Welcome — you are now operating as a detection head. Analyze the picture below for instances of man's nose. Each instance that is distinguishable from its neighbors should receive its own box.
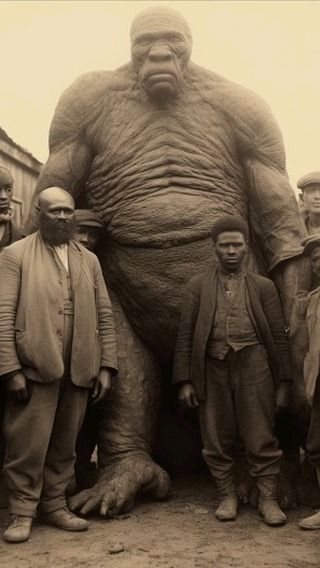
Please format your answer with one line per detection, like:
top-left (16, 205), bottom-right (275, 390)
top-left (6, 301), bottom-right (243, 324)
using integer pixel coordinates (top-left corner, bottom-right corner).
top-left (57, 210), bottom-right (67, 220)
top-left (149, 43), bottom-right (173, 63)
top-left (227, 246), bottom-right (236, 254)
top-left (0, 189), bottom-right (8, 200)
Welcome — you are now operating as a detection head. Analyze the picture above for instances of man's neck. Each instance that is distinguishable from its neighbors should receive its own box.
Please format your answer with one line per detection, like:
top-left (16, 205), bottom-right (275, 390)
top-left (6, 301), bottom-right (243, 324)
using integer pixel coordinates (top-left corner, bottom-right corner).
top-left (218, 264), bottom-right (245, 276)
top-left (308, 212), bottom-right (320, 228)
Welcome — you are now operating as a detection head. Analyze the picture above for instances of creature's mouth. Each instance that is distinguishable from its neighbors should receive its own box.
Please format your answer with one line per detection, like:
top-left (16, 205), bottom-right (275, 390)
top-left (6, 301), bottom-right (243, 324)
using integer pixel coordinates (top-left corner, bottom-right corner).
top-left (144, 73), bottom-right (177, 93)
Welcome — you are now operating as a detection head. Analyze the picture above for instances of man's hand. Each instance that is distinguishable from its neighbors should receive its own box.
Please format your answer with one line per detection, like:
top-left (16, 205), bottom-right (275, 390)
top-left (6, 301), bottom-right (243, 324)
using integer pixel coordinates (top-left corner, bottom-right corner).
top-left (276, 382), bottom-right (291, 411)
top-left (178, 382), bottom-right (199, 409)
top-left (6, 372), bottom-right (30, 402)
top-left (92, 368), bottom-right (113, 405)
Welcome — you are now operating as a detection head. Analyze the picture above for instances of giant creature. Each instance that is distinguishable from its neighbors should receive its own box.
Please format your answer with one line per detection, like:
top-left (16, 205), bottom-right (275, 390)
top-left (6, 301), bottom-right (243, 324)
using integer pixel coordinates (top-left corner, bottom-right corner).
top-left (30, 7), bottom-right (310, 515)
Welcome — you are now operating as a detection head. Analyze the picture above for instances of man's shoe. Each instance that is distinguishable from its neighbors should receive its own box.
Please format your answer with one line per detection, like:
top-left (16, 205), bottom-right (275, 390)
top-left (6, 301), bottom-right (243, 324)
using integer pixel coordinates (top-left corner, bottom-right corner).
top-left (3, 515), bottom-right (33, 543)
top-left (299, 510), bottom-right (320, 530)
top-left (42, 507), bottom-right (89, 531)
top-left (215, 495), bottom-right (238, 521)
top-left (258, 497), bottom-right (287, 526)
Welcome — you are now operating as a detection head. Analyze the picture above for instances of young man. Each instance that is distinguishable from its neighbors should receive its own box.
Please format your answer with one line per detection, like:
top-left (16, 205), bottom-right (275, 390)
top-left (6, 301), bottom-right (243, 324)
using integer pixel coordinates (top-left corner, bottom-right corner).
top-left (73, 209), bottom-right (103, 252)
top-left (0, 188), bottom-right (117, 543)
top-left (0, 165), bottom-right (21, 508)
top-left (297, 235), bottom-right (320, 529)
top-left (298, 171), bottom-right (320, 236)
top-left (173, 216), bottom-right (291, 526)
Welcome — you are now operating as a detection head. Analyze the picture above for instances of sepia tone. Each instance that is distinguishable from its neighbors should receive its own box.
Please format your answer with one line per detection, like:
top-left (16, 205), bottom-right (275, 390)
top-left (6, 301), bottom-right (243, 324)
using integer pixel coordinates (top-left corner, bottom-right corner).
top-left (0, 1), bottom-right (320, 566)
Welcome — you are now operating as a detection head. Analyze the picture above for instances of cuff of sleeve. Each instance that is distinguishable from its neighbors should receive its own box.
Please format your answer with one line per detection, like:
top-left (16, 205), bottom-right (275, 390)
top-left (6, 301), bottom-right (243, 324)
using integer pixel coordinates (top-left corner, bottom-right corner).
top-left (100, 366), bottom-right (118, 377)
top-left (1, 369), bottom-right (22, 381)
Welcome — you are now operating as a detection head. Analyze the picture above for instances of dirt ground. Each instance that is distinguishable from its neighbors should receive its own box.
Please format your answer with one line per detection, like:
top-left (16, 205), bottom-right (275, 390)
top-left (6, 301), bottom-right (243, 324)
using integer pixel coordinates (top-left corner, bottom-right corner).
top-left (0, 473), bottom-right (319, 568)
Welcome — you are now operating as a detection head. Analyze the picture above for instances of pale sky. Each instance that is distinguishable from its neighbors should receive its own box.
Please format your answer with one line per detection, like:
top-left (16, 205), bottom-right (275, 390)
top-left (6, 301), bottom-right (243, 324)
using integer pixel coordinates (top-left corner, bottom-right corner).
top-left (1, 0), bottom-right (320, 190)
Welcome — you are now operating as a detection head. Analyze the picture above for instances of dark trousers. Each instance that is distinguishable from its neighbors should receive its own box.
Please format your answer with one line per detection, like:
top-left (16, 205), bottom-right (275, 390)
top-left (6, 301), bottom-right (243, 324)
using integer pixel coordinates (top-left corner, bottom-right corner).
top-left (199, 345), bottom-right (282, 494)
top-left (3, 314), bottom-right (88, 517)
top-left (307, 376), bottom-right (320, 467)
top-left (0, 383), bottom-right (6, 476)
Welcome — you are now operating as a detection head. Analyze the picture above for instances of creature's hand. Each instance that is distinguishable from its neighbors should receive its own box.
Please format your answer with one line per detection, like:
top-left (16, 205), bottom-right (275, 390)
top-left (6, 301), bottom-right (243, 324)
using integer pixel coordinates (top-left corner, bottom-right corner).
top-left (276, 382), bottom-right (291, 411)
top-left (92, 368), bottom-right (113, 405)
top-left (178, 382), bottom-right (199, 408)
top-left (6, 372), bottom-right (30, 402)
top-left (68, 454), bottom-right (170, 516)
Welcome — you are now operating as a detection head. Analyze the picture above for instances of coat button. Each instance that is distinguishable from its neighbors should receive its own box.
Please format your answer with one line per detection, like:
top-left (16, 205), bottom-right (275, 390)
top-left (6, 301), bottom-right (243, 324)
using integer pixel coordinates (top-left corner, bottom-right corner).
top-left (58, 310), bottom-right (63, 315)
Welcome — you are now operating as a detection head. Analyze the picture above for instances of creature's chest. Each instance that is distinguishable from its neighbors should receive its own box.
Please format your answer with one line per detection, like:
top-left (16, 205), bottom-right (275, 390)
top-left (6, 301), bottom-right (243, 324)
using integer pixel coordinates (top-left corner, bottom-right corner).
top-left (87, 97), bottom-right (238, 174)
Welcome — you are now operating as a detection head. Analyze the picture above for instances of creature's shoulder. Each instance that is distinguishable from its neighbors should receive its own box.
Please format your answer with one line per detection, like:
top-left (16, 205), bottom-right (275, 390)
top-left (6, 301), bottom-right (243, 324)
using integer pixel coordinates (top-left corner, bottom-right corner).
top-left (189, 62), bottom-right (274, 123)
top-left (56, 64), bottom-right (133, 116)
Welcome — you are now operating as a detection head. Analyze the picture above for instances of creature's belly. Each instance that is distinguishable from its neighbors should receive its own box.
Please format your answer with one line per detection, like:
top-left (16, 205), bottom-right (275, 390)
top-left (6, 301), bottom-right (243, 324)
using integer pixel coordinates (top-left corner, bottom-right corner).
top-left (99, 234), bottom-right (259, 363)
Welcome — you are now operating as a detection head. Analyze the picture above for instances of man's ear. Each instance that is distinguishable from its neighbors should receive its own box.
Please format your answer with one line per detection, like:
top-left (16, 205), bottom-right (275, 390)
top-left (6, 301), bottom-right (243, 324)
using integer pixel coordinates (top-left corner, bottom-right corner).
top-left (299, 192), bottom-right (304, 205)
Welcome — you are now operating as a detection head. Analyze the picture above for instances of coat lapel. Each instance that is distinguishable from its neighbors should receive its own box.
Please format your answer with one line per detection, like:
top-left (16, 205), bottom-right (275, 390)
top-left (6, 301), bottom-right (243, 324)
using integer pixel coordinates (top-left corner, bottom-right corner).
top-left (68, 240), bottom-right (83, 294)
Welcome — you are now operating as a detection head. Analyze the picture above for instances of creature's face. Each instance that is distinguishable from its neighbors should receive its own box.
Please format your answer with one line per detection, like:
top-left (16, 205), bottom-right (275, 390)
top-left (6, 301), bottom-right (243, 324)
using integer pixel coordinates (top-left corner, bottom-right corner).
top-left (73, 225), bottom-right (100, 251)
top-left (214, 231), bottom-right (247, 272)
top-left (0, 183), bottom-right (13, 213)
top-left (310, 247), bottom-right (320, 277)
top-left (300, 184), bottom-right (320, 215)
top-left (131, 11), bottom-right (191, 104)
top-left (38, 193), bottom-right (75, 245)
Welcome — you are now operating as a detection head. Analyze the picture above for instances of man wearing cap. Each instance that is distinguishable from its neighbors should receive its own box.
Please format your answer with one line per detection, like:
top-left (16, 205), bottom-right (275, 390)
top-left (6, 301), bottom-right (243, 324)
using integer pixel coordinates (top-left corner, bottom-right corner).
top-left (298, 172), bottom-right (320, 290)
top-left (295, 235), bottom-right (320, 529)
top-left (0, 187), bottom-right (117, 543)
top-left (73, 209), bottom-right (103, 252)
top-left (72, 209), bottom-right (104, 489)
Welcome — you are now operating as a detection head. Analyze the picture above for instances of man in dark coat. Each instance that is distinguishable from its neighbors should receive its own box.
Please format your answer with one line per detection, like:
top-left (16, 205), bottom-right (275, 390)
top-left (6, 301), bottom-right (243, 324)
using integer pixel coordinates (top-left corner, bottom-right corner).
top-left (173, 216), bottom-right (291, 526)
top-left (0, 165), bottom-right (21, 508)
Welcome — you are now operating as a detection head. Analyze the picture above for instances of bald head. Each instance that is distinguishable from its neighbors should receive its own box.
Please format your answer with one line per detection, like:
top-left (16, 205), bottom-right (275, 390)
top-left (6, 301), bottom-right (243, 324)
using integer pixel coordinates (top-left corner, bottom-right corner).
top-left (130, 7), bottom-right (192, 104)
top-left (0, 165), bottom-right (14, 187)
top-left (37, 187), bottom-right (76, 245)
top-left (0, 165), bottom-right (14, 214)
top-left (37, 187), bottom-right (74, 210)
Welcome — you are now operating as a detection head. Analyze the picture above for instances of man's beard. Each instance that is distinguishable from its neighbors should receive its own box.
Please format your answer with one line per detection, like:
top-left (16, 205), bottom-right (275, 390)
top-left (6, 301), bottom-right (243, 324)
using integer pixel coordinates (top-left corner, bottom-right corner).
top-left (39, 216), bottom-right (76, 246)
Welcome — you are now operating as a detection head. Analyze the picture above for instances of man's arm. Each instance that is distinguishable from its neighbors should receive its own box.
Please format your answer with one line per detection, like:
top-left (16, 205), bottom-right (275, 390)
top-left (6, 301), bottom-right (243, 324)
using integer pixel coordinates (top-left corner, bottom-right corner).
top-left (261, 278), bottom-right (292, 383)
top-left (0, 249), bottom-right (22, 377)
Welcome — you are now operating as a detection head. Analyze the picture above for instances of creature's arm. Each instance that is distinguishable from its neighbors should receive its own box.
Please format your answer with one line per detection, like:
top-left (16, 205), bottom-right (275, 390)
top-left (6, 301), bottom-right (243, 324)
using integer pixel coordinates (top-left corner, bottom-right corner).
top-left (27, 75), bottom-right (98, 231)
top-left (234, 91), bottom-right (311, 321)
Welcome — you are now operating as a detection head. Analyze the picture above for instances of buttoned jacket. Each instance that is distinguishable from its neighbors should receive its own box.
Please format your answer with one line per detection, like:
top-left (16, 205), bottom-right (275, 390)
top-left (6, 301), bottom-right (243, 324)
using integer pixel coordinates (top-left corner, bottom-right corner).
top-left (0, 231), bottom-right (118, 387)
top-left (173, 269), bottom-right (291, 400)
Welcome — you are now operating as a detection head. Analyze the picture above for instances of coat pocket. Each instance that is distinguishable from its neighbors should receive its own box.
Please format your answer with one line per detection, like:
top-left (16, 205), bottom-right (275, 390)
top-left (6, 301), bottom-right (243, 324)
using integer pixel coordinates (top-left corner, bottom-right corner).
top-left (15, 329), bottom-right (33, 367)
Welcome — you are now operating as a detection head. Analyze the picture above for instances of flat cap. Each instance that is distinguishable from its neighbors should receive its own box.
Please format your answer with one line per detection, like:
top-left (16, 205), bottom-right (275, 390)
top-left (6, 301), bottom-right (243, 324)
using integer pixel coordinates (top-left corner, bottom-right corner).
top-left (297, 171), bottom-right (320, 191)
top-left (75, 209), bottom-right (103, 229)
top-left (301, 234), bottom-right (320, 256)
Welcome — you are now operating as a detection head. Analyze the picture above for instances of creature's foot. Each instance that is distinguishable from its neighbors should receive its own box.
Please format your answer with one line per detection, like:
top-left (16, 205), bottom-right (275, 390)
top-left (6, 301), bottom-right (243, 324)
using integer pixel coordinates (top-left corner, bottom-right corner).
top-left (68, 454), bottom-right (170, 516)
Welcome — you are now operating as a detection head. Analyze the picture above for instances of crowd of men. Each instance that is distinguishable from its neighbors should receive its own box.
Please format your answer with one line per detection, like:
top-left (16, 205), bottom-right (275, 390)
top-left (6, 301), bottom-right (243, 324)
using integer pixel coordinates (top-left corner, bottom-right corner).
top-left (1, 164), bottom-right (320, 542)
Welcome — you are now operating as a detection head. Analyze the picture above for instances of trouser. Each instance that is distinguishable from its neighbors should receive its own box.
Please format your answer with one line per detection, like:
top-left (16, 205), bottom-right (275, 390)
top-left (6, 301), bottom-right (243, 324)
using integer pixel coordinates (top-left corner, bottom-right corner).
top-left (75, 396), bottom-right (100, 486)
top-left (199, 345), bottom-right (282, 494)
top-left (3, 314), bottom-right (88, 517)
top-left (306, 376), bottom-right (320, 467)
top-left (0, 382), bottom-right (6, 475)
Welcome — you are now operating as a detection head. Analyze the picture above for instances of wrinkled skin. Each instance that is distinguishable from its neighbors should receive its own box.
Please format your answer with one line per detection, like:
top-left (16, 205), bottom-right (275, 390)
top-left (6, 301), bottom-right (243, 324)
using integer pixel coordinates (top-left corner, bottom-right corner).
top-left (29, 7), bottom-right (311, 515)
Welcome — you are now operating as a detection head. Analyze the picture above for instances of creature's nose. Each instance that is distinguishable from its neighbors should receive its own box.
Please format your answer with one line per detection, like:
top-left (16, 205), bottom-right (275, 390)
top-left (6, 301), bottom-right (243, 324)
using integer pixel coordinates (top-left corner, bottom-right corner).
top-left (148, 43), bottom-right (173, 63)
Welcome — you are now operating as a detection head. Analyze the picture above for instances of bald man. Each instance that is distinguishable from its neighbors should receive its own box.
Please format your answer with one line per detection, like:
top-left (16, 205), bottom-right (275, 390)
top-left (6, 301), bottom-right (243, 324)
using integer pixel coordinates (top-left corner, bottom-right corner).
top-left (0, 187), bottom-right (118, 543)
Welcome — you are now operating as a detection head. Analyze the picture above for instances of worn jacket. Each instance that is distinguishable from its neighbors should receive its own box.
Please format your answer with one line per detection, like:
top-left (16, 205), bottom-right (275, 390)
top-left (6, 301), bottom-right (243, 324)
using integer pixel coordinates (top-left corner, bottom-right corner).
top-left (173, 269), bottom-right (291, 401)
top-left (0, 232), bottom-right (118, 387)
